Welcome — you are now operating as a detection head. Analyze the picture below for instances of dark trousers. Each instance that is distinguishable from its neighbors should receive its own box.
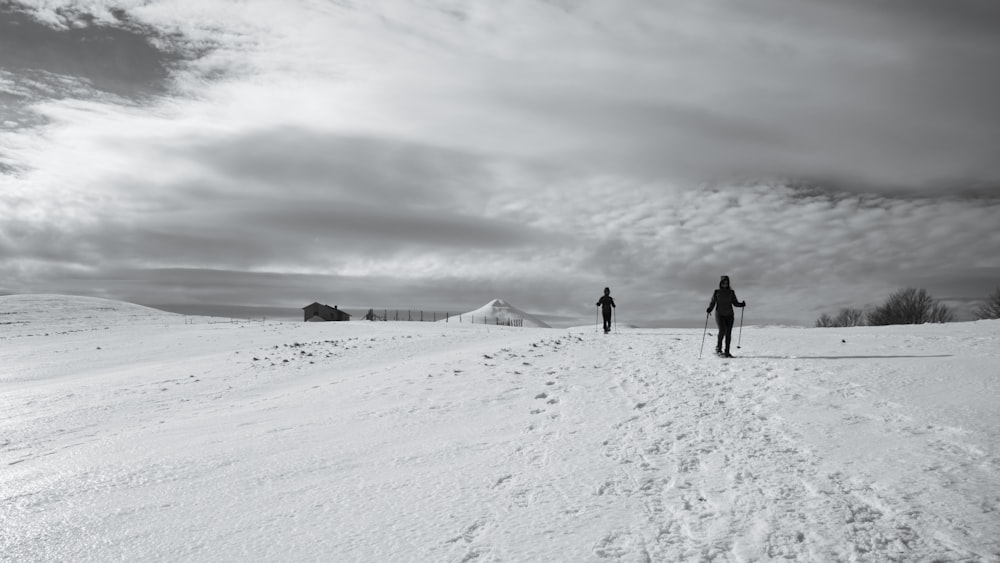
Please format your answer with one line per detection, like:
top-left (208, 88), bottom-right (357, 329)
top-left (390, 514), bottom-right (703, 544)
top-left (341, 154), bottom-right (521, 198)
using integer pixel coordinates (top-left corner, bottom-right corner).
top-left (602, 310), bottom-right (612, 332)
top-left (716, 314), bottom-right (734, 353)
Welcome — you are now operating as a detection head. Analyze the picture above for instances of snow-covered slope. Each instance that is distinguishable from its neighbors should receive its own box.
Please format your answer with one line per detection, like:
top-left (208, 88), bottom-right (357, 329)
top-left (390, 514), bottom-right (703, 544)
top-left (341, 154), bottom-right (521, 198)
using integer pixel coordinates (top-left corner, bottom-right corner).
top-left (452, 298), bottom-right (551, 328)
top-left (0, 293), bottom-right (178, 330)
top-left (2, 295), bottom-right (999, 561)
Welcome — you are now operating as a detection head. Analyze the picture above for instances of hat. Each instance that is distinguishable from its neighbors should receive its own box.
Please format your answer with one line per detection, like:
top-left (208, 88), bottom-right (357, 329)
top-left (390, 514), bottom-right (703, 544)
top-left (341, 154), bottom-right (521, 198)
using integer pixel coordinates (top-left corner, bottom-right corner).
top-left (719, 275), bottom-right (730, 287)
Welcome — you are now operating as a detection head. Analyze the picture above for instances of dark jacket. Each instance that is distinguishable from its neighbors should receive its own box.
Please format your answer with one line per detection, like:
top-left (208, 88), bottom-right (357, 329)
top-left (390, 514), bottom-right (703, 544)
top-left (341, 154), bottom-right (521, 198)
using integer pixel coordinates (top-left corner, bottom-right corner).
top-left (707, 276), bottom-right (745, 317)
top-left (597, 295), bottom-right (616, 312)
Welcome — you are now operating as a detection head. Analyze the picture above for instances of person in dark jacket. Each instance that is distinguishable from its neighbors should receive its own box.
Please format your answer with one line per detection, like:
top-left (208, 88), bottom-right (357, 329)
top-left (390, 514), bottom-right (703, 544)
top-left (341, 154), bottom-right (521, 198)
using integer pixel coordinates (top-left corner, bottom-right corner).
top-left (596, 287), bottom-right (616, 333)
top-left (706, 275), bottom-right (746, 357)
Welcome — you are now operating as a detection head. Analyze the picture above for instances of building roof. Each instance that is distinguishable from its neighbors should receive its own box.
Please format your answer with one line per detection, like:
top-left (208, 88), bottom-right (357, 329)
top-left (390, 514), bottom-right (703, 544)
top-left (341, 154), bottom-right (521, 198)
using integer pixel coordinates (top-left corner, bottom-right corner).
top-left (302, 302), bottom-right (351, 317)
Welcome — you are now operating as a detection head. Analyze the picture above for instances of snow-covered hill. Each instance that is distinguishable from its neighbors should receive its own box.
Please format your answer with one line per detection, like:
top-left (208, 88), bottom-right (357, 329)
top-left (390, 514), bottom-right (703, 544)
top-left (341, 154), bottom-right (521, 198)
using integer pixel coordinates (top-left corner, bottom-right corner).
top-left (2, 295), bottom-right (999, 561)
top-left (0, 293), bottom-right (178, 330)
top-left (452, 298), bottom-right (551, 328)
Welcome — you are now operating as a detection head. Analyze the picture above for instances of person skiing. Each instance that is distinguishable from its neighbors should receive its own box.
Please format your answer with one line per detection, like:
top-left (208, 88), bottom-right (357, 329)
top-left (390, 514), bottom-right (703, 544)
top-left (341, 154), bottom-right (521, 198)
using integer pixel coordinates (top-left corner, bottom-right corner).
top-left (596, 287), bottom-right (616, 334)
top-left (706, 275), bottom-right (746, 357)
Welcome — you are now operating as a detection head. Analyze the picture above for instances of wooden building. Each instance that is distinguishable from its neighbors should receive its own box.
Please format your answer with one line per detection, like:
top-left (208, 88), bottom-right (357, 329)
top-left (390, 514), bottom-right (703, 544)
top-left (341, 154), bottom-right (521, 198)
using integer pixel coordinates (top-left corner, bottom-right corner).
top-left (303, 302), bottom-right (351, 322)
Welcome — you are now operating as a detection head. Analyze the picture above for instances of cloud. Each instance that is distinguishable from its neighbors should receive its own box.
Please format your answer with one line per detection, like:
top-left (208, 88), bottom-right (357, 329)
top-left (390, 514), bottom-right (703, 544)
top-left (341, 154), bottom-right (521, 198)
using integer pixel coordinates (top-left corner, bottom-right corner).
top-left (482, 178), bottom-right (1000, 323)
top-left (173, 127), bottom-right (493, 207)
top-left (2, 0), bottom-right (999, 326)
top-left (7, 0), bottom-right (1000, 189)
top-left (0, 1), bottom-right (196, 153)
top-left (1, 120), bottom-right (569, 282)
top-left (0, 6), bottom-right (179, 96)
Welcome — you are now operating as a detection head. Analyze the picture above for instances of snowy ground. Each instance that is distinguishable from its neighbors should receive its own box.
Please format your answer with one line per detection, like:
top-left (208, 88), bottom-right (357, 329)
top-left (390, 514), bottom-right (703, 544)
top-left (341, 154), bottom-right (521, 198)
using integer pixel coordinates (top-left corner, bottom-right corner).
top-left (2, 295), bottom-right (999, 562)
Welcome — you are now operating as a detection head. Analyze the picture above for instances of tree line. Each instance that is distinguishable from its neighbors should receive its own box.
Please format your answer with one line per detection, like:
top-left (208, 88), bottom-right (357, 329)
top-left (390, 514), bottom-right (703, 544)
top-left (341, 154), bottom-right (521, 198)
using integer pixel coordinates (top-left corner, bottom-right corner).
top-left (816, 286), bottom-right (1000, 327)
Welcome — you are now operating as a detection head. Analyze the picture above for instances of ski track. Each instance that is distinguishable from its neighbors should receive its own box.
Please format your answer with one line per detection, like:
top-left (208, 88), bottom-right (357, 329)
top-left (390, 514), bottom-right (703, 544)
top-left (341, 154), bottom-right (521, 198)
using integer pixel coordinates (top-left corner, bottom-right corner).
top-left (2, 302), bottom-right (999, 562)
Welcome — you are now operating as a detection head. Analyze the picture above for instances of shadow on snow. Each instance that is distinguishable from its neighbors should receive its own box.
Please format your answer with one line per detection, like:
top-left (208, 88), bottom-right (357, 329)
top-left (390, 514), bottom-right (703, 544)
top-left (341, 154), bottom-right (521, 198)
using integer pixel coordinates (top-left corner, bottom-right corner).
top-left (742, 354), bottom-right (954, 360)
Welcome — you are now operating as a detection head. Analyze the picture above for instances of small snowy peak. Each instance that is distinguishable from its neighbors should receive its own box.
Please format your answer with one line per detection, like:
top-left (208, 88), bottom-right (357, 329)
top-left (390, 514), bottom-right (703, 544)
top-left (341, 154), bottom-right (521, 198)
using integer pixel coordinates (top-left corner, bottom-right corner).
top-left (0, 294), bottom-right (180, 329)
top-left (451, 298), bottom-right (551, 328)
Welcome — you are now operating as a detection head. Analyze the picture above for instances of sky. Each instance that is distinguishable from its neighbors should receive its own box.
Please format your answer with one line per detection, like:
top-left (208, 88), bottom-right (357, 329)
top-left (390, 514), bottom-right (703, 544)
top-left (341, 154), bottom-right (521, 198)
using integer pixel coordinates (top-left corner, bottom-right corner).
top-left (2, 0), bottom-right (999, 327)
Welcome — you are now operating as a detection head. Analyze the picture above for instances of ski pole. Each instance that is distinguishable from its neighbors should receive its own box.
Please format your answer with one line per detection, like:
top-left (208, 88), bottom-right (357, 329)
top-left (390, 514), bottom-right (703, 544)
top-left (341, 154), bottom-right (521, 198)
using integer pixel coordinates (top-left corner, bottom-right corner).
top-left (595, 305), bottom-right (599, 333)
top-left (613, 307), bottom-right (616, 333)
top-left (699, 312), bottom-right (709, 359)
top-left (737, 306), bottom-right (744, 349)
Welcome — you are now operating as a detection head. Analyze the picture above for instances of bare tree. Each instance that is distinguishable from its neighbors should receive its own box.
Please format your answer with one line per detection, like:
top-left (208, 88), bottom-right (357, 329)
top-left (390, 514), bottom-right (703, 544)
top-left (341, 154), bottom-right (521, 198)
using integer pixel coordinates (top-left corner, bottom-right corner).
top-left (867, 287), bottom-right (955, 326)
top-left (816, 307), bottom-right (866, 327)
top-left (815, 313), bottom-right (835, 327)
top-left (834, 307), bottom-right (865, 327)
top-left (927, 302), bottom-right (955, 323)
top-left (975, 286), bottom-right (1000, 320)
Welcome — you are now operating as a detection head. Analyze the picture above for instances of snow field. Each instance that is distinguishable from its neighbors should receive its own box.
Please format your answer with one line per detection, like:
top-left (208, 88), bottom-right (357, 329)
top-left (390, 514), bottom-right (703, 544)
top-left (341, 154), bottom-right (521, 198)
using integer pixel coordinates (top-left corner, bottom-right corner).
top-left (2, 295), bottom-right (998, 561)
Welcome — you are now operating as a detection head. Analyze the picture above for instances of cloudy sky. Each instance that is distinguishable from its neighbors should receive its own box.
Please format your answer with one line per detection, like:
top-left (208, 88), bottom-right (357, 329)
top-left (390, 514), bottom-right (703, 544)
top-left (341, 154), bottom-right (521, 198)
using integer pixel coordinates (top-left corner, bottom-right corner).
top-left (2, 0), bottom-right (999, 327)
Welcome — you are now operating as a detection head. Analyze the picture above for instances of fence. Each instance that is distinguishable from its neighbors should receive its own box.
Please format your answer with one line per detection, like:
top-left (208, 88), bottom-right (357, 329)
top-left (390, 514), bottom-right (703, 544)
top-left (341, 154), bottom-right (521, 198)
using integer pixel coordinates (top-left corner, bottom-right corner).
top-left (184, 316), bottom-right (269, 325)
top-left (361, 309), bottom-right (523, 327)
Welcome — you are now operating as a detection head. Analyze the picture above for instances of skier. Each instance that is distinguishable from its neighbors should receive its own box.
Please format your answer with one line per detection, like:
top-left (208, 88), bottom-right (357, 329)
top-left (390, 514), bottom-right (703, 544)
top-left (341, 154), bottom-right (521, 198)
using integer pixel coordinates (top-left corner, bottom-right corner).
top-left (706, 275), bottom-right (746, 357)
top-left (596, 287), bottom-right (616, 334)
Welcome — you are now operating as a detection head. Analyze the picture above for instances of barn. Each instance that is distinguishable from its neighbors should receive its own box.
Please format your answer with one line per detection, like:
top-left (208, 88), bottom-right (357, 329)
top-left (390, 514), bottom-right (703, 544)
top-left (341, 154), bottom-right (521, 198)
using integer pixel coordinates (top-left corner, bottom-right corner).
top-left (302, 302), bottom-right (351, 322)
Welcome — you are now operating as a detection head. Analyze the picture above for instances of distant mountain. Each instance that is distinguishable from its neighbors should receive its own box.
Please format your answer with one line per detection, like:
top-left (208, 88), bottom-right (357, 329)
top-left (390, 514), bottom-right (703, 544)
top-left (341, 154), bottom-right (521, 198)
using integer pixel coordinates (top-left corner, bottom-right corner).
top-left (451, 299), bottom-right (551, 328)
